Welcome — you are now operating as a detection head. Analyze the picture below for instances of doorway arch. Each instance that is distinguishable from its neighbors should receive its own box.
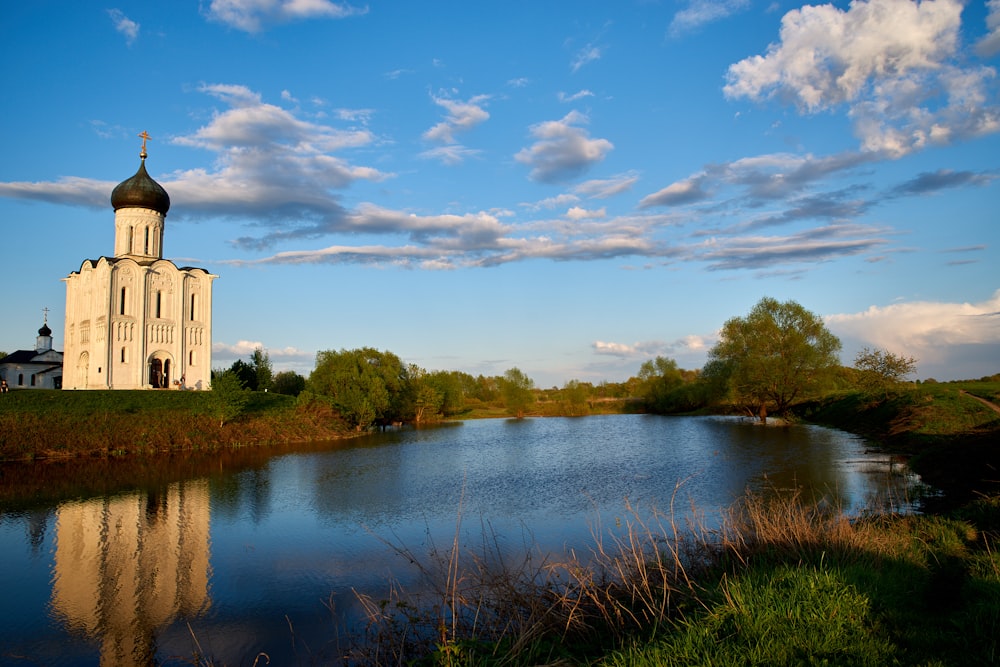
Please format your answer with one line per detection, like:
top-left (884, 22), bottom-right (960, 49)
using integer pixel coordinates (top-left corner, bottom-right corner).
top-left (147, 351), bottom-right (174, 388)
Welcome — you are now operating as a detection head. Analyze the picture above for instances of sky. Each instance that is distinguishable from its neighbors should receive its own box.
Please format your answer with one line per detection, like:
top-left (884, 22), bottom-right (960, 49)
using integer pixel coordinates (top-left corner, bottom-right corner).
top-left (0, 0), bottom-right (998, 388)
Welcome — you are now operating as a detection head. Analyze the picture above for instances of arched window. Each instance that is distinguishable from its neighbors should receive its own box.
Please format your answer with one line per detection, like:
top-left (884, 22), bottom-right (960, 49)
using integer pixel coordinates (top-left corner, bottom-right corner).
top-left (156, 290), bottom-right (162, 318)
top-left (189, 350), bottom-right (195, 365)
top-left (18, 373), bottom-right (24, 386)
top-left (120, 287), bottom-right (127, 315)
top-left (190, 293), bottom-right (197, 321)
top-left (127, 226), bottom-right (134, 253)
top-left (144, 227), bottom-right (149, 254)
top-left (121, 347), bottom-right (127, 363)
top-left (30, 374), bottom-right (36, 387)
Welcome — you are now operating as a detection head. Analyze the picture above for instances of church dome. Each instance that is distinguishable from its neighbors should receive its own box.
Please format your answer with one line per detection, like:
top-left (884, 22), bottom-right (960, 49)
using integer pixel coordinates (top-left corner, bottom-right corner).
top-left (111, 155), bottom-right (170, 215)
top-left (38, 322), bottom-right (51, 337)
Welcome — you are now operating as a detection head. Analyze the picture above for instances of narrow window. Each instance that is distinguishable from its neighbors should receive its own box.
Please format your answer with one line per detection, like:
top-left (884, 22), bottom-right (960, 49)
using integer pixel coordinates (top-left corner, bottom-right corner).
top-left (18, 373), bottom-right (24, 386)
top-left (30, 374), bottom-right (36, 387)
top-left (120, 287), bottom-right (126, 315)
top-left (156, 291), bottom-right (162, 318)
top-left (144, 227), bottom-right (149, 254)
top-left (127, 226), bottom-right (134, 253)
top-left (189, 350), bottom-right (195, 366)
top-left (121, 347), bottom-right (127, 363)
top-left (190, 294), bottom-right (196, 321)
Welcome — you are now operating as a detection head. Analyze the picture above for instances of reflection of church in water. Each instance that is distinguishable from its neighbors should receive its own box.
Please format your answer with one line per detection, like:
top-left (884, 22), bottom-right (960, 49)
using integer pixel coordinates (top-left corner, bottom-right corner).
top-left (50, 482), bottom-right (212, 666)
top-left (63, 133), bottom-right (216, 390)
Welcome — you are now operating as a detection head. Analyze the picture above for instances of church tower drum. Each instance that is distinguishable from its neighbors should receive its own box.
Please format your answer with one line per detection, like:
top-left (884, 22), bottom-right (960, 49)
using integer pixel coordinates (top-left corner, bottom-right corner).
top-left (62, 133), bottom-right (217, 390)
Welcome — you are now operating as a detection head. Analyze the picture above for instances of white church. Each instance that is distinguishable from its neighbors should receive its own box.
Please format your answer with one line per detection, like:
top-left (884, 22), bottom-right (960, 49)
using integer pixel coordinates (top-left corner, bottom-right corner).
top-left (62, 133), bottom-right (217, 390)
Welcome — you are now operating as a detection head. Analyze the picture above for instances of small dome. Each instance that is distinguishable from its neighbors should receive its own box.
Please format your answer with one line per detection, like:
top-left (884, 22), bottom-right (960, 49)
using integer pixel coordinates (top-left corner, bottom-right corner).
top-left (111, 158), bottom-right (170, 214)
top-left (38, 323), bottom-right (51, 337)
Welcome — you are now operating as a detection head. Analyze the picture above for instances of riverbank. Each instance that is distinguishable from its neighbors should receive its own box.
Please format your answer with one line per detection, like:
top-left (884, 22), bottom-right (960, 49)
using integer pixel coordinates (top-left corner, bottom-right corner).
top-left (794, 381), bottom-right (1000, 506)
top-left (0, 389), bottom-right (355, 461)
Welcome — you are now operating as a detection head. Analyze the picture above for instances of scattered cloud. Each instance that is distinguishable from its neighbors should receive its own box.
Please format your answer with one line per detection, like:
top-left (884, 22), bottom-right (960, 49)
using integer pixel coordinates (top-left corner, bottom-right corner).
top-left (213, 340), bottom-right (313, 366)
top-left (888, 168), bottom-right (996, 197)
top-left (571, 44), bottom-right (603, 72)
top-left (206, 0), bottom-right (368, 33)
top-left (724, 0), bottom-right (1000, 156)
top-left (978, 0), bottom-right (1000, 57)
top-left (697, 223), bottom-right (889, 271)
top-left (514, 111), bottom-right (614, 184)
top-left (592, 335), bottom-right (712, 359)
top-left (421, 93), bottom-right (490, 164)
top-left (108, 9), bottom-right (139, 46)
top-left (573, 172), bottom-right (639, 199)
top-left (558, 89), bottom-right (595, 103)
top-left (669, 0), bottom-right (750, 36)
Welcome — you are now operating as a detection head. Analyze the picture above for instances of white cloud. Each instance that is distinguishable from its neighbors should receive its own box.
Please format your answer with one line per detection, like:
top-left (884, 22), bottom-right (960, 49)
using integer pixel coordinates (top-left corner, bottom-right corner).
top-left (826, 290), bottom-right (1000, 379)
top-left (558, 89), bottom-right (595, 103)
top-left (978, 0), bottom-right (1000, 57)
top-left (571, 45), bottom-right (602, 72)
top-left (724, 0), bottom-right (1000, 157)
top-left (573, 172), bottom-right (640, 199)
top-left (213, 340), bottom-right (313, 363)
top-left (207, 0), bottom-right (367, 32)
top-left (514, 111), bottom-right (614, 183)
top-left (592, 335), bottom-right (713, 359)
top-left (108, 9), bottom-right (139, 46)
top-left (421, 93), bottom-right (491, 164)
top-left (566, 206), bottom-right (606, 220)
top-left (669, 0), bottom-right (750, 36)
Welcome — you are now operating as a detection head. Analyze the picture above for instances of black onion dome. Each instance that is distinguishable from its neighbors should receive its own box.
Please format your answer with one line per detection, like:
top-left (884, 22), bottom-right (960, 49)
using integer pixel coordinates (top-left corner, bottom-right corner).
top-left (38, 323), bottom-right (51, 337)
top-left (111, 158), bottom-right (170, 214)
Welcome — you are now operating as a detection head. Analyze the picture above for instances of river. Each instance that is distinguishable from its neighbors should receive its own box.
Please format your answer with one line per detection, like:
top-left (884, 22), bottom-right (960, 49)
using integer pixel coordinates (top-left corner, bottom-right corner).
top-left (0, 414), bottom-right (919, 665)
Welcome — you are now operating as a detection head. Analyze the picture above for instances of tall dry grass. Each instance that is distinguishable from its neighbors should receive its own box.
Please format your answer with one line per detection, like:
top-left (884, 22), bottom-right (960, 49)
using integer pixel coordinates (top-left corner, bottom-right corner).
top-left (344, 485), bottom-right (889, 666)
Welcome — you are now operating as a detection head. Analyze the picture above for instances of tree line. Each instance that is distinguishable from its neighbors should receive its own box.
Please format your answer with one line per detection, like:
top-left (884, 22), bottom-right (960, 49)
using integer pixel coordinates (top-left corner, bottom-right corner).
top-left (213, 297), bottom-right (922, 429)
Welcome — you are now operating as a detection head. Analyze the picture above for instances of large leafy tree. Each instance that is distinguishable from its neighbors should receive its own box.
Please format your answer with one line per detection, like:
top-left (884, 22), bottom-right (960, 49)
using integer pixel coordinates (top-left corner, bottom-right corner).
top-left (500, 367), bottom-right (535, 418)
top-left (853, 347), bottom-right (917, 397)
top-left (636, 356), bottom-right (685, 412)
top-left (706, 297), bottom-right (841, 421)
top-left (307, 348), bottom-right (409, 430)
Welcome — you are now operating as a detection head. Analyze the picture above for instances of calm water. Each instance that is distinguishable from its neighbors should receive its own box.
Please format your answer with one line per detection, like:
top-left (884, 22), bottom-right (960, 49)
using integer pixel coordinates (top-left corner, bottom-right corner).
top-left (0, 414), bottom-right (918, 665)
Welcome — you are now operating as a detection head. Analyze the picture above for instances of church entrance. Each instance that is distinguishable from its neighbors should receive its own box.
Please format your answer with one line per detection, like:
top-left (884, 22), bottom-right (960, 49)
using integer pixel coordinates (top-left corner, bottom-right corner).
top-left (147, 353), bottom-right (173, 388)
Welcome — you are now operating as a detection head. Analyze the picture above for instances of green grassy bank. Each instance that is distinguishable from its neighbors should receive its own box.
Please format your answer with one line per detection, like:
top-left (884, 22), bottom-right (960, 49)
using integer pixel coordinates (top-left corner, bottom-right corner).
top-left (794, 380), bottom-right (1000, 505)
top-left (0, 388), bottom-right (354, 461)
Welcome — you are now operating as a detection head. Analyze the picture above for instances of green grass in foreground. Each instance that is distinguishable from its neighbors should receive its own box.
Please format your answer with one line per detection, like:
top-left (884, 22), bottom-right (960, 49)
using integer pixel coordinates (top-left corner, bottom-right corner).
top-left (343, 493), bottom-right (1000, 667)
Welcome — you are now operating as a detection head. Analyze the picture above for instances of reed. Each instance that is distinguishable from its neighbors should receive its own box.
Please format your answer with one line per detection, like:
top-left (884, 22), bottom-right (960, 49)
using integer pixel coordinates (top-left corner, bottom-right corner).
top-left (346, 489), bottom-right (1000, 666)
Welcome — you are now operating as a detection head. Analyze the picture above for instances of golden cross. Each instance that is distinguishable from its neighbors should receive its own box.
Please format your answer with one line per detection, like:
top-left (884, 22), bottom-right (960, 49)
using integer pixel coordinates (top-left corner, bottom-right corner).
top-left (138, 130), bottom-right (151, 157)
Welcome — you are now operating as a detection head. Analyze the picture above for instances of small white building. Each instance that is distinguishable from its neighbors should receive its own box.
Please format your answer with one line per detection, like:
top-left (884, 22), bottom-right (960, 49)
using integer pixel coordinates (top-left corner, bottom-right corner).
top-left (62, 134), bottom-right (217, 390)
top-left (0, 318), bottom-right (64, 390)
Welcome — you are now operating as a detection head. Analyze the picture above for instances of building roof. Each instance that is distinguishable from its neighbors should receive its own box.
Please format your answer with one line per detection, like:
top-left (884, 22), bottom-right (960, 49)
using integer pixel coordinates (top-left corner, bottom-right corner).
top-left (111, 157), bottom-right (170, 215)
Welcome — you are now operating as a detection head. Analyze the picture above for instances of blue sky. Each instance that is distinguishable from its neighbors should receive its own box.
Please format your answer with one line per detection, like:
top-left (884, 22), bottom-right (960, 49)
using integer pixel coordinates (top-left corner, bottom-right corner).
top-left (1, 0), bottom-right (997, 387)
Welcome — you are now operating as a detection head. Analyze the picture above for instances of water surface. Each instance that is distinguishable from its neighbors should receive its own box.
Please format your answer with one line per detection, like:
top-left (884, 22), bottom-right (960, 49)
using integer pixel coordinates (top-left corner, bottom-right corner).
top-left (0, 414), bottom-right (918, 665)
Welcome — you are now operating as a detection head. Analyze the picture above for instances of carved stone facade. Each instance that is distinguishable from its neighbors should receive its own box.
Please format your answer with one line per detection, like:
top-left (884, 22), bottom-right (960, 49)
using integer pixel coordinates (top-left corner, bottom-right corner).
top-left (62, 142), bottom-right (216, 390)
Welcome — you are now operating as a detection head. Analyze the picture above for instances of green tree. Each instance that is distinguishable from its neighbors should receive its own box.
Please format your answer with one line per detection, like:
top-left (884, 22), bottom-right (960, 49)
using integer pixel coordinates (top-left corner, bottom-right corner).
top-left (251, 347), bottom-right (273, 392)
top-left (228, 359), bottom-right (257, 391)
top-left (706, 297), bottom-right (841, 422)
top-left (271, 370), bottom-right (306, 396)
top-left (207, 370), bottom-right (249, 426)
top-left (561, 379), bottom-right (591, 416)
top-left (425, 370), bottom-right (467, 416)
top-left (853, 347), bottom-right (917, 397)
top-left (307, 348), bottom-right (409, 430)
top-left (636, 356), bottom-right (685, 412)
top-left (500, 367), bottom-right (535, 418)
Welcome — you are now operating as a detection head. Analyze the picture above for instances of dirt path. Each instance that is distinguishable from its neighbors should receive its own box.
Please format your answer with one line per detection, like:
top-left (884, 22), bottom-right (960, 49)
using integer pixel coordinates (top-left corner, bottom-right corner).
top-left (959, 390), bottom-right (1000, 415)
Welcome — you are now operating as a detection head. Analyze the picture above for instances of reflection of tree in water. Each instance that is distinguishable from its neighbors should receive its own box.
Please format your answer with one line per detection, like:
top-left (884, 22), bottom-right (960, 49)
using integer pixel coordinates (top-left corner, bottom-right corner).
top-left (49, 481), bottom-right (211, 666)
top-left (210, 467), bottom-right (272, 524)
top-left (23, 508), bottom-right (53, 555)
